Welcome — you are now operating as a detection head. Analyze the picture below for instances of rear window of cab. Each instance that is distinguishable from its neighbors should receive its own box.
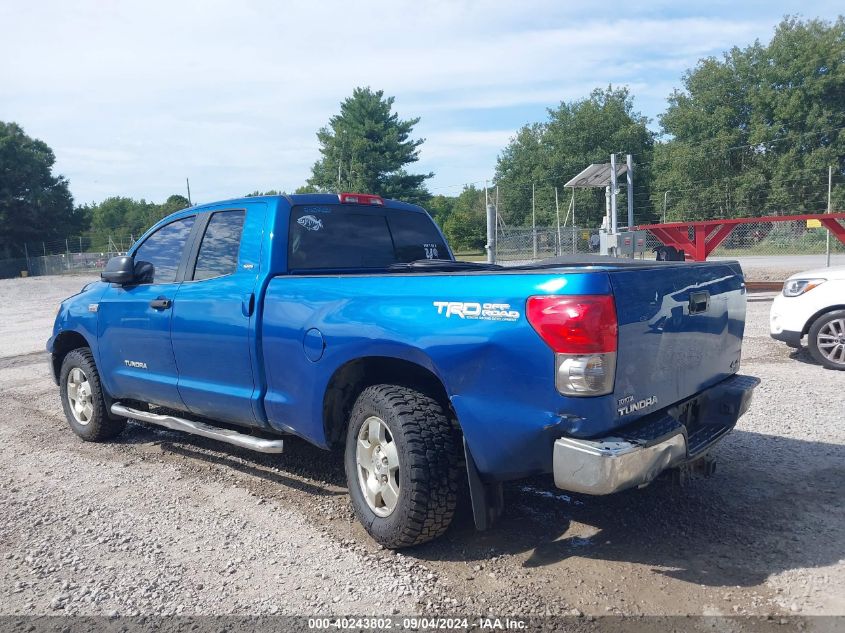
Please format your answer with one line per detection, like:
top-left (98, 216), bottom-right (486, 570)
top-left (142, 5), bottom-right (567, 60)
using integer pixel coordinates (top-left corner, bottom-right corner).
top-left (288, 205), bottom-right (449, 270)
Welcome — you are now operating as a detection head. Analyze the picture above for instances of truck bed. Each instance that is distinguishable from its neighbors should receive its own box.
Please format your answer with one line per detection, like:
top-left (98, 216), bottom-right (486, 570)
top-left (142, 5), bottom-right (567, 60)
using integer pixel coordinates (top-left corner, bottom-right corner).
top-left (260, 259), bottom-right (746, 479)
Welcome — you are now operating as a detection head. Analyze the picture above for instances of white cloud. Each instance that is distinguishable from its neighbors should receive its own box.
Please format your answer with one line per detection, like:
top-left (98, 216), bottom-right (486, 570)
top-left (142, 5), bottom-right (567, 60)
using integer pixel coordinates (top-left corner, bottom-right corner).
top-left (0, 0), bottom-right (832, 203)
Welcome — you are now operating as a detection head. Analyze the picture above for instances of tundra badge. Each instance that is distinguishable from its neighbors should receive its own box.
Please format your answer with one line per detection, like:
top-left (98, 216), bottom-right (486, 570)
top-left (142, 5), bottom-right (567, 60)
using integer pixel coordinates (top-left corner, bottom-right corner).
top-left (617, 394), bottom-right (658, 417)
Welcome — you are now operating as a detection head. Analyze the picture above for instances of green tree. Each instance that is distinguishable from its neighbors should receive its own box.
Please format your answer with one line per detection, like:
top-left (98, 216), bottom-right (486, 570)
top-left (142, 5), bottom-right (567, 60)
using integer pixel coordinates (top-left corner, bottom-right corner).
top-left (88, 197), bottom-right (157, 237)
top-left (305, 87), bottom-right (432, 203)
top-left (85, 194), bottom-right (189, 242)
top-left (245, 190), bottom-right (282, 197)
top-left (158, 194), bottom-right (190, 216)
top-left (426, 194), bottom-right (456, 229)
top-left (494, 87), bottom-right (654, 228)
top-left (655, 17), bottom-right (845, 220)
top-left (0, 122), bottom-right (86, 257)
top-left (442, 186), bottom-right (486, 251)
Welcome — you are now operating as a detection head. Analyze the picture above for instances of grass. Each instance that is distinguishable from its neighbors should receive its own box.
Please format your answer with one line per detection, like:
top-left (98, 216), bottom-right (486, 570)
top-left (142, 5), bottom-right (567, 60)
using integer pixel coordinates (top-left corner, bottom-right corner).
top-left (454, 251), bottom-right (488, 262)
top-left (713, 242), bottom-right (845, 257)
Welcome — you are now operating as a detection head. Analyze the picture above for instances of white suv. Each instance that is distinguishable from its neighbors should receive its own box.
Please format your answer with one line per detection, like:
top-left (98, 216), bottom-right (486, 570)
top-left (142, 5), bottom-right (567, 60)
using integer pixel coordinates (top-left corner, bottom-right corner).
top-left (770, 266), bottom-right (845, 370)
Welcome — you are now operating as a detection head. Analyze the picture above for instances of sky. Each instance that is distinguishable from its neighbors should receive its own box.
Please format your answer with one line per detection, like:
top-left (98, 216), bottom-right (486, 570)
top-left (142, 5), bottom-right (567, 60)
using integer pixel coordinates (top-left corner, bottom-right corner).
top-left (1, 1), bottom-right (842, 206)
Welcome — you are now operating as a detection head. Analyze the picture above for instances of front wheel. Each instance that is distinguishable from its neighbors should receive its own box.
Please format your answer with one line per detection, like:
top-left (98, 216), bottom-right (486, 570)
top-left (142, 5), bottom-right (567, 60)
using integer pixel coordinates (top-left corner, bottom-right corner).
top-left (808, 310), bottom-right (845, 370)
top-left (60, 348), bottom-right (126, 441)
top-left (344, 385), bottom-right (460, 548)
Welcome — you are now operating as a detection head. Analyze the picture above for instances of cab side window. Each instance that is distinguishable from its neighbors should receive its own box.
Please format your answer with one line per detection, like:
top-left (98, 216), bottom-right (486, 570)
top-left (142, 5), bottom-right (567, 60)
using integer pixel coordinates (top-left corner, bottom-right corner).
top-left (133, 216), bottom-right (196, 284)
top-left (193, 210), bottom-right (246, 281)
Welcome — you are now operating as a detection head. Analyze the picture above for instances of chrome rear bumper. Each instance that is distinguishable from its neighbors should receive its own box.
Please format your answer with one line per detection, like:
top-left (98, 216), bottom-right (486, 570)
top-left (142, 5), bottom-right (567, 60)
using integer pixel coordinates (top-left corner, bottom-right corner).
top-left (553, 434), bottom-right (686, 495)
top-left (553, 373), bottom-right (760, 495)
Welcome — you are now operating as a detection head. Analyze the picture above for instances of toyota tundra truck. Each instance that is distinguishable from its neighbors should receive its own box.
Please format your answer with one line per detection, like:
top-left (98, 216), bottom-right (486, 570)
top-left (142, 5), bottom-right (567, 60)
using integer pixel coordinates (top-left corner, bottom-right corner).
top-left (48, 193), bottom-right (759, 547)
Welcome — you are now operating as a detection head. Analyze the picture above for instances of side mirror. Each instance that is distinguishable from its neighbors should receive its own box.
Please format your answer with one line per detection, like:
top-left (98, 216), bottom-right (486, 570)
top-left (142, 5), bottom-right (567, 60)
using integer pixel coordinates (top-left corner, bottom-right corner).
top-left (133, 260), bottom-right (154, 284)
top-left (101, 256), bottom-right (136, 284)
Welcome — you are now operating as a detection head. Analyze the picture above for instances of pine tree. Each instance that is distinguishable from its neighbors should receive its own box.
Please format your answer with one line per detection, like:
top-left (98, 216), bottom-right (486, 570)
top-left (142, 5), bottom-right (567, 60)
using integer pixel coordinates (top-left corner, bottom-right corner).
top-left (305, 88), bottom-right (432, 203)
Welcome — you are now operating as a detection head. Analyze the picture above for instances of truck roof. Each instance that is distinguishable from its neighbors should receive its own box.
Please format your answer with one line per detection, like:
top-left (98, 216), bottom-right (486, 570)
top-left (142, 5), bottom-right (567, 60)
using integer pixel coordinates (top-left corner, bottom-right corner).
top-left (187, 193), bottom-right (428, 214)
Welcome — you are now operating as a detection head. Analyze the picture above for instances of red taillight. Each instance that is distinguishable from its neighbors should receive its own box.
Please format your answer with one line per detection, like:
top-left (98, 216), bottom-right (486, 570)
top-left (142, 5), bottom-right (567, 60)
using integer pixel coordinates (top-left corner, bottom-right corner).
top-left (338, 192), bottom-right (384, 206)
top-left (526, 295), bottom-right (617, 354)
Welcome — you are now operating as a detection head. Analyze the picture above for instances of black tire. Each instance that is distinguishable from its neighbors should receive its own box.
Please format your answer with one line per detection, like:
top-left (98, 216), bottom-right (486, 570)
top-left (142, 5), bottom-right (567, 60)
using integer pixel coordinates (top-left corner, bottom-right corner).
top-left (344, 385), bottom-right (460, 548)
top-left (60, 348), bottom-right (126, 441)
top-left (808, 310), bottom-right (845, 371)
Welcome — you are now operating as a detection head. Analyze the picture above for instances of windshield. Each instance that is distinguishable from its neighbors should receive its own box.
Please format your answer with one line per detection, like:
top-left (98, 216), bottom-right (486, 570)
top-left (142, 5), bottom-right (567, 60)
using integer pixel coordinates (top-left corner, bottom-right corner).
top-left (288, 205), bottom-right (450, 270)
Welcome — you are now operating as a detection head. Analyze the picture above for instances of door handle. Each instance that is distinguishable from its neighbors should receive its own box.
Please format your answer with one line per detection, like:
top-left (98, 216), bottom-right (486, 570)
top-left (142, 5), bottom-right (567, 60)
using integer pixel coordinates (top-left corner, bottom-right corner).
top-left (149, 297), bottom-right (172, 310)
top-left (688, 291), bottom-right (710, 314)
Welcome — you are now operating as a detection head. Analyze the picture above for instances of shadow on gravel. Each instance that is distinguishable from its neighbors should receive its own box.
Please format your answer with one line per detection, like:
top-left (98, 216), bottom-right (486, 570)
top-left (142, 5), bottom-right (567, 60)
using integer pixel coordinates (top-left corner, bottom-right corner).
top-left (160, 443), bottom-right (347, 497)
top-left (788, 345), bottom-right (832, 369)
top-left (116, 421), bottom-right (348, 496)
top-left (112, 420), bottom-right (844, 590)
top-left (409, 430), bottom-right (845, 589)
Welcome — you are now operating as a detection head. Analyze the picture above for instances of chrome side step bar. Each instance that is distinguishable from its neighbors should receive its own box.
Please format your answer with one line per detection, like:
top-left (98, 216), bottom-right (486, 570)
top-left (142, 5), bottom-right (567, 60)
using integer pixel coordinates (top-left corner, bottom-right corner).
top-left (111, 403), bottom-right (284, 454)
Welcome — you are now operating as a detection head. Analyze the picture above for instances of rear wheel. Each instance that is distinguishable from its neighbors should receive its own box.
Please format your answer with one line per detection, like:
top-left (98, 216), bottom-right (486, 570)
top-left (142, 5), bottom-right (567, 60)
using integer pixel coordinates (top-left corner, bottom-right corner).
top-left (344, 385), bottom-right (460, 548)
top-left (60, 348), bottom-right (126, 441)
top-left (808, 310), bottom-right (845, 371)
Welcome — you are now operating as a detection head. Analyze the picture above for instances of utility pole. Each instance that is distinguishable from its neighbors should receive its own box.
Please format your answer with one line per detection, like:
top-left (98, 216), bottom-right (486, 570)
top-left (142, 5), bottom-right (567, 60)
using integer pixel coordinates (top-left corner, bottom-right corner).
top-left (554, 187), bottom-right (561, 255)
top-left (626, 154), bottom-right (634, 230)
top-left (532, 183), bottom-right (537, 259)
top-left (610, 154), bottom-right (618, 235)
top-left (826, 166), bottom-right (833, 267)
top-left (495, 185), bottom-right (499, 236)
top-left (186, 178), bottom-right (193, 206)
top-left (486, 201), bottom-right (497, 264)
top-left (338, 130), bottom-right (349, 191)
top-left (663, 191), bottom-right (670, 224)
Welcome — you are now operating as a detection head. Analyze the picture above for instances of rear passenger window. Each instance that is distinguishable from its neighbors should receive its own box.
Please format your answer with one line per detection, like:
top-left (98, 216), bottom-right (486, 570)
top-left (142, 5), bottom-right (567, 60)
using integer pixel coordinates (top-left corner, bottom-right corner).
top-left (193, 210), bottom-right (246, 280)
top-left (133, 216), bottom-right (195, 284)
top-left (289, 209), bottom-right (395, 269)
top-left (288, 206), bottom-right (449, 270)
top-left (387, 212), bottom-right (448, 262)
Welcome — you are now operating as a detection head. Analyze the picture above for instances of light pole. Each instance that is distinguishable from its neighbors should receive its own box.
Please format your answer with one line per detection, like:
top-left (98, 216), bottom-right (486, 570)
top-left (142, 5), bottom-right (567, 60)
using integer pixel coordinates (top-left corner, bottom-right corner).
top-left (662, 190), bottom-right (671, 224)
top-left (826, 166), bottom-right (832, 267)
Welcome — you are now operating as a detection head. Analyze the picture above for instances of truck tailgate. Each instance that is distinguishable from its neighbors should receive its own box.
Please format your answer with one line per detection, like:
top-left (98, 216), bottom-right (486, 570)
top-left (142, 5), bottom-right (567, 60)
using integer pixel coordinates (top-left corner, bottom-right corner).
top-left (608, 261), bottom-right (746, 425)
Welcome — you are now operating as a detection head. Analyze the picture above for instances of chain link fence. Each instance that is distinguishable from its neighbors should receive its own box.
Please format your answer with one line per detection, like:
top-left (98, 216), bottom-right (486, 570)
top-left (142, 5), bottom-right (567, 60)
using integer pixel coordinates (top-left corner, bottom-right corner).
top-left (706, 219), bottom-right (845, 257)
top-left (2, 218), bottom-right (843, 278)
top-left (494, 218), bottom-right (844, 265)
top-left (495, 226), bottom-right (603, 265)
top-left (0, 235), bottom-right (135, 279)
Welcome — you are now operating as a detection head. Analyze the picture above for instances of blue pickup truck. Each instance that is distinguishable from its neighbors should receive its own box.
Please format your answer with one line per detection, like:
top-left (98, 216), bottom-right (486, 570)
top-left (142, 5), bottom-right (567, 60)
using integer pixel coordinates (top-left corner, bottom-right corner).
top-left (49, 193), bottom-right (759, 547)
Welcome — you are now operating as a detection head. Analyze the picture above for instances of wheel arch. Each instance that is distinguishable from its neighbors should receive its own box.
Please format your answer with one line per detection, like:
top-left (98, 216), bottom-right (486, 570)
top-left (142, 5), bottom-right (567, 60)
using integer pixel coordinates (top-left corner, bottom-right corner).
top-left (803, 304), bottom-right (845, 335)
top-left (50, 330), bottom-right (93, 384)
top-left (322, 355), bottom-right (455, 449)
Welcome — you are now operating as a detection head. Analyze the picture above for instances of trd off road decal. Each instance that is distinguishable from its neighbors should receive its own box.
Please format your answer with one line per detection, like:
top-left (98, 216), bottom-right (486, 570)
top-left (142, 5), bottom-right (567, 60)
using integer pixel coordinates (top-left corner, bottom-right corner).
top-left (433, 301), bottom-right (520, 322)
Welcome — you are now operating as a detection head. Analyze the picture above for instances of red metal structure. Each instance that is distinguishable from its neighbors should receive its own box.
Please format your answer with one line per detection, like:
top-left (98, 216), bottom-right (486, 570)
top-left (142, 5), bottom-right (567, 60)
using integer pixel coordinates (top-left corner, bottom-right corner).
top-left (638, 213), bottom-right (845, 261)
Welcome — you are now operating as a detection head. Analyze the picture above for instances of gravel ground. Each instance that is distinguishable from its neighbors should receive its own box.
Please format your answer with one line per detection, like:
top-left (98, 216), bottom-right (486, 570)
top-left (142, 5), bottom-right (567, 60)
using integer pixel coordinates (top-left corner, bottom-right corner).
top-left (0, 274), bottom-right (842, 620)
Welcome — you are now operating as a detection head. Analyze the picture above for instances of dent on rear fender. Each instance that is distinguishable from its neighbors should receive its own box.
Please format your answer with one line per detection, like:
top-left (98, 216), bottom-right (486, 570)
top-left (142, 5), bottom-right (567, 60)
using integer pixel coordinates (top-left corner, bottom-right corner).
top-left (449, 392), bottom-right (566, 478)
